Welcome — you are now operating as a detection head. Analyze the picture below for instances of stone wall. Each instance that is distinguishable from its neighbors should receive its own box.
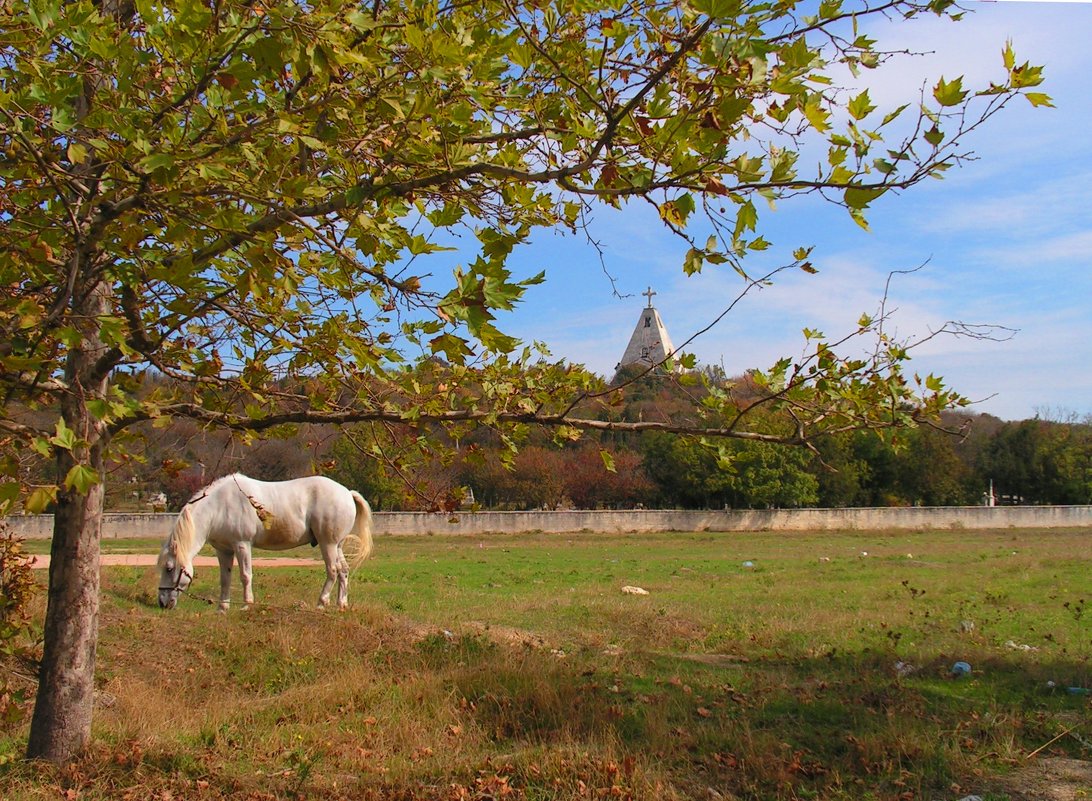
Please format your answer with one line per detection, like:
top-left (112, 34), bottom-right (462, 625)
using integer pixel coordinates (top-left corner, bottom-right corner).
top-left (6, 505), bottom-right (1090, 539)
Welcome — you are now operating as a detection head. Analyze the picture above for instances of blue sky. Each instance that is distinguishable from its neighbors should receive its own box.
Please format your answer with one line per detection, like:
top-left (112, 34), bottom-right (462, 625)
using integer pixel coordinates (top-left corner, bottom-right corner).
top-left (481, 1), bottom-right (1091, 422)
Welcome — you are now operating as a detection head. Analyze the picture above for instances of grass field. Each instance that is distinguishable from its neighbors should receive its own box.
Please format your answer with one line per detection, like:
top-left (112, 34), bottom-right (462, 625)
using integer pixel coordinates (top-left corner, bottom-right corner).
top-left (2, 528), bottom-right (1089, 800)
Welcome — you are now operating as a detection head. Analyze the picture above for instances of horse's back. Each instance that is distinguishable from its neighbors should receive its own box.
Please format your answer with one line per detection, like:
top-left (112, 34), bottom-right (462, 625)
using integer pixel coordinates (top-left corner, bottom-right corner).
top-left (235, 475), bottom-right (356, 549)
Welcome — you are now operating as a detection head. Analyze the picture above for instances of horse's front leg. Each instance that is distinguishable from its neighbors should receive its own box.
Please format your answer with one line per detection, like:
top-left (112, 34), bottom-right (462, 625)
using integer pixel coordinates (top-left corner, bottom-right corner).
top-left (215, 548), bottom-right (234, 612)
top-left (234, 542), bottom-right (255, 607)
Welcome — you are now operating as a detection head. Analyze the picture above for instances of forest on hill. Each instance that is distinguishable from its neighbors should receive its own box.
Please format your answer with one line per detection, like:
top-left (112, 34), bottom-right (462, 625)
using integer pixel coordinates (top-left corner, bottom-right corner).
top-left (20, 366), bottom-right (1080, 514)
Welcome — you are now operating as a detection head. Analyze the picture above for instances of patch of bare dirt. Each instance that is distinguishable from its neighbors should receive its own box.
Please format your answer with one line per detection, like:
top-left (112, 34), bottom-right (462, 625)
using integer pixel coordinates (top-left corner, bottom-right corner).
top-left (30, 553), bottom-right (320, 569)
top-left (986, 757), bottom-right (1092, 801)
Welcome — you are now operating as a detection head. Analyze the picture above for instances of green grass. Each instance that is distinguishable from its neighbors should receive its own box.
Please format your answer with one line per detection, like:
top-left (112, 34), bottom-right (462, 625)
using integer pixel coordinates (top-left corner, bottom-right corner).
top-left (18, 537), bottom-right (166, 555)
top-left (2, 528), bottom-right (1089, 800)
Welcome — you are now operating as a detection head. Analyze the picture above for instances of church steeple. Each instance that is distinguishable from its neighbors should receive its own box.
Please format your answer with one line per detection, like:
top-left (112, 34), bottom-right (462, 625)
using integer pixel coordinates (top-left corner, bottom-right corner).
top-left (612, 287), bottom-right (677, 383)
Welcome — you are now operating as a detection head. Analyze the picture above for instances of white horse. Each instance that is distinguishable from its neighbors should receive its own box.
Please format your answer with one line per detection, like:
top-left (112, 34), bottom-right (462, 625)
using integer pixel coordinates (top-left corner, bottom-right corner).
top-left (157, 474), bottom-right (373, 611)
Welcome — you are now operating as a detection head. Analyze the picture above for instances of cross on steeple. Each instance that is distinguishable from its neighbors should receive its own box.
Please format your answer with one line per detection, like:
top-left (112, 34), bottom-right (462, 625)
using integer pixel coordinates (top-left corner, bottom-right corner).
top-left (643, 287), bottom-right (656, 307)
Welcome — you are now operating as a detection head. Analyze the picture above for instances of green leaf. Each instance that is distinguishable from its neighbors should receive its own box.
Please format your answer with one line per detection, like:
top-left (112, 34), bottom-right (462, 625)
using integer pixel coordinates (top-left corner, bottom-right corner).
top-left (25, 486), bottom-right (58, 514)
top-left (1002, 40), bottom-right (1015, 70)
top-left (923, 125), bottom-right (944, 147)
top-left (28, 0), bottom-right (60, 30)
top-left (933, 76), bottom-right (968, 107)
top-left (734, 200), bottom-right (758, 237)
top-left (600, 449), bottom-right (616, 474)
top-left (1024, 92), bottom-right (1054, 108)
top-left (844, 185), bottom-right (885, 210)
top-left (66, 142), bottom-right (88, 163)
top-left (430, 333), bottom-right (474, 362)
top-left (848, 90), bottom-right (876, 121)
top-left (0, 482), bottom-right (20, 515)
top-left (683, 248), bottom-right (704, 276)
top-left (803, 100), bottom-right (830, 133)
top-left (690, 0), bottom-right (743, 18)
top-left (49, 419), bottom-right (77, 452)
top-left (139, 153), bottom-right (178, 172)
top-left (64, 465), bottom-right (100, 495)
top-left (880, 104), bottom-right (908, 127)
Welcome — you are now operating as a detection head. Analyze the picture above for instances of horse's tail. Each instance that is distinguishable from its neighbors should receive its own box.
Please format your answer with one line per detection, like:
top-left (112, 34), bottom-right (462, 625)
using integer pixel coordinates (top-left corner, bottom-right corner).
top-left (345, 491), bottom-right (374, 570)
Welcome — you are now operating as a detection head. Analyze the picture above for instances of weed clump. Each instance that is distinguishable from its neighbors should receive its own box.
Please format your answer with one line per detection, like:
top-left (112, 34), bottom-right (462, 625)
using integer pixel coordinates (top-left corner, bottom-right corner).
top-left (0, 524), bottom-right (37, 744)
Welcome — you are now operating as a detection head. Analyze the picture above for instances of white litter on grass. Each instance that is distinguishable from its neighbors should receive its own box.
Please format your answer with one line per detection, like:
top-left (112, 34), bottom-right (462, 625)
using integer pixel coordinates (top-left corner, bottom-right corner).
top-left (621, 586), bottom-right (649, 595)
top-left (1004, 640), bottom-right (1039, 652)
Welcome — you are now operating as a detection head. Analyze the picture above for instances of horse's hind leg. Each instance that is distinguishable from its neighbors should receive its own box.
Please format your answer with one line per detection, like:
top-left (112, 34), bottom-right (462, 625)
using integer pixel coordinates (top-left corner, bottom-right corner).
top-left (335, 543), bottom-right (350, 609)
top-left (234, 542), bottom-right (255, 607)
top-left (317, 541), bottom-right (347, 608)
top-left (215, 548), bottom-right (234, 612)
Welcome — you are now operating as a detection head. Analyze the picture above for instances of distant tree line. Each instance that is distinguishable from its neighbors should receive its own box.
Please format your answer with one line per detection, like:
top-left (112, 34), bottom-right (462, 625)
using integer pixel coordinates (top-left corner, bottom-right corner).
top-left (16, 371), bottom-right (1090, 512)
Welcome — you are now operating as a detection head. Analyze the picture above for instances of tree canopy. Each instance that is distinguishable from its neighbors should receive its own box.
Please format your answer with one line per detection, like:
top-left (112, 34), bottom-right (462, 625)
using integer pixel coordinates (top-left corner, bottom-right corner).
top-left (0, 0), bottom-right (1047, 761)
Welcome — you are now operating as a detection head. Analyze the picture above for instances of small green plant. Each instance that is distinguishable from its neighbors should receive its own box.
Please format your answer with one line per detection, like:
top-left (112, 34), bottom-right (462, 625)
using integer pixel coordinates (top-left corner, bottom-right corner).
top-left (283, 738), bottom-right (323, 799)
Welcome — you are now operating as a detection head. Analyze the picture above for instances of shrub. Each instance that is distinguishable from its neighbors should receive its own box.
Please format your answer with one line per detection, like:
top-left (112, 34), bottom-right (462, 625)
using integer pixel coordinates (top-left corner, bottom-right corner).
top-left (0, 523), bottom-right (37, 733)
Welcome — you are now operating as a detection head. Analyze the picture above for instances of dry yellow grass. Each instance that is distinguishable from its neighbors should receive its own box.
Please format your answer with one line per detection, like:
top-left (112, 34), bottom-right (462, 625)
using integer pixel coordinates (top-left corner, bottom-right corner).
top-left (1, 528), bottom-right (1089, 800)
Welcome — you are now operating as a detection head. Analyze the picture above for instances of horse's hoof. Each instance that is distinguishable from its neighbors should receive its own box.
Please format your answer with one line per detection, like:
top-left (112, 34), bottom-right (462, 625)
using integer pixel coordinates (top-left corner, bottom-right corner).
top-left (217, 604), bottom-right (229, 614)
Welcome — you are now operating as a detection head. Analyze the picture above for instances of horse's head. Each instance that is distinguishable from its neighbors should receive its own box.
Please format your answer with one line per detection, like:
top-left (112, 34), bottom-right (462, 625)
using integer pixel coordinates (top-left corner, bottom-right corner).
top-left (158, 506), bottom-right (196, 609)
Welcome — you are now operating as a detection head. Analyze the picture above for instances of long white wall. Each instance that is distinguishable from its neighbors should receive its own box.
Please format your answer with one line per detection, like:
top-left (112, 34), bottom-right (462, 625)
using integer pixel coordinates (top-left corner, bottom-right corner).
top-left (6, 505), bottom-right (1090, 539)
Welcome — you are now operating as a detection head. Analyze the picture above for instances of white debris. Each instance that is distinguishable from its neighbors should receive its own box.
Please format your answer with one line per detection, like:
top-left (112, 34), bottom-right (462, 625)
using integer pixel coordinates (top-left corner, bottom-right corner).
top-left (1004, 640), bottom-right (1039, 652)
top-left (621, 585), bottom-right (649, 595)
top-left (895, 661), bottom-right (916, 678)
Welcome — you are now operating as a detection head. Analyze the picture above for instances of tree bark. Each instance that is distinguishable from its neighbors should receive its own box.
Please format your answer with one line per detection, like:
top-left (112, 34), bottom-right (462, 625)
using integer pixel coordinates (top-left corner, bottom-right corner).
top-left (25, 461), bottom-right (104, 761)
top-left (26, 281), bottom-right (111, 762)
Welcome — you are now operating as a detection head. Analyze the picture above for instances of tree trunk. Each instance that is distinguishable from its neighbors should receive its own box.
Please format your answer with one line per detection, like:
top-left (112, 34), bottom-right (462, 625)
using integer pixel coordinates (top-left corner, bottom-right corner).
top-left (26, 281), bottom-right (111, 762)
top-left (25, 461), bottom-right (105, 761)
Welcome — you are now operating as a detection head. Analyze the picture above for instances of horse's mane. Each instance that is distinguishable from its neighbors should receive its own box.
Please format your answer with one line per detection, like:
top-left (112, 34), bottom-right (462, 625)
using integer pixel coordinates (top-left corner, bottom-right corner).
top-left (169, 474), bottom-right (241, 564)
top-left (168, 506), bottom-right (197, 565)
